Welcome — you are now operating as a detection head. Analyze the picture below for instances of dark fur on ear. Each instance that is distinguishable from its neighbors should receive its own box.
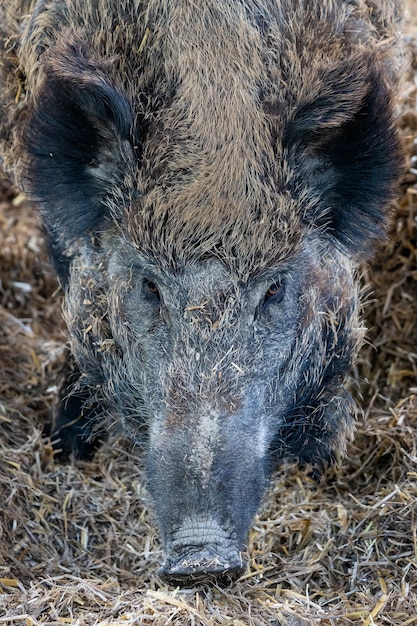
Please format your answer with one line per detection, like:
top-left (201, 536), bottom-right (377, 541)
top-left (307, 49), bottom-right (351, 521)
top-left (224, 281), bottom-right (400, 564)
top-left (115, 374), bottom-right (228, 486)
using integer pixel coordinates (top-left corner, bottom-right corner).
top-left (23, 38), bottom-right (136, 282)
top-left (284, 56), bottom-right (404, 256)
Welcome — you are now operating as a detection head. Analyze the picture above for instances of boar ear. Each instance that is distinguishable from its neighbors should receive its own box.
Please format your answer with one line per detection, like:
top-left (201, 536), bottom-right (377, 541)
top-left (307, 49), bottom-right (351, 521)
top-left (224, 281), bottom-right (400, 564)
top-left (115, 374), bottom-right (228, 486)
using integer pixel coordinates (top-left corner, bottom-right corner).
top-left (284, 58), bottom-right (403, 255)
top-left (23, 41), bottom-right (136, 279)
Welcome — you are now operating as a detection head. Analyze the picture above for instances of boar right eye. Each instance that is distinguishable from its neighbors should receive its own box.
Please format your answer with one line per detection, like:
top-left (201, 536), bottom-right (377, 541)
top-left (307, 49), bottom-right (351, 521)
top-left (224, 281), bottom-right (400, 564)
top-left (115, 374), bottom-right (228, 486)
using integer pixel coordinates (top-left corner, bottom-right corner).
top-left (263, 281), bottom-right (284, 306)
top-left (144, 279), bottom-right (160, 300)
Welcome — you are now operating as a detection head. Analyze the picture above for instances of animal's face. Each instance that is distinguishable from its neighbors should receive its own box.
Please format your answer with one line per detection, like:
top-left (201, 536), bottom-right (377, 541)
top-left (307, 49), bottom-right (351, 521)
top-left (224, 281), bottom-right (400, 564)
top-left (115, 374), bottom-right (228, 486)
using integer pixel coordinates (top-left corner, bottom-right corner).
top-left (61, 232), bottom-right (360, 579)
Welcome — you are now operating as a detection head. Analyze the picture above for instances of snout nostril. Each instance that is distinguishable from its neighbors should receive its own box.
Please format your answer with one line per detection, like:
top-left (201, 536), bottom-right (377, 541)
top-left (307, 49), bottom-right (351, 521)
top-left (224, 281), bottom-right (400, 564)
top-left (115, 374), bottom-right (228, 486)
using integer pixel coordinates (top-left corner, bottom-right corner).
top-left (160, 551), bottom-right (245, 585)
top-left (160, 564), bottom-right (244, 585)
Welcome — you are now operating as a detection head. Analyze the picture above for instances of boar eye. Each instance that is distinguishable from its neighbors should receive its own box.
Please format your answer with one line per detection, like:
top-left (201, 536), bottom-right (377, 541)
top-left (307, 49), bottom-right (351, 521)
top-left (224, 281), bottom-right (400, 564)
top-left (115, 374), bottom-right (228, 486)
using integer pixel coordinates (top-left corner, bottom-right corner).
top-left (144, 279), bottom-right (160, 299)
top-left (263, 281), bottom-right (284, 305)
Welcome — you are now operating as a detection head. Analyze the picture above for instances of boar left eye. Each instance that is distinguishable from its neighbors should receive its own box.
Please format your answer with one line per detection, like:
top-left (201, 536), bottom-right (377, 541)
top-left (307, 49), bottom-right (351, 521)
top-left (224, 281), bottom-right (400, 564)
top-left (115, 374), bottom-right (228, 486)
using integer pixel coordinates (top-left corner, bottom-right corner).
top-left (263, 281), bottom-right (284, 305)
top-left (144, 279), bottom-right (160, 299)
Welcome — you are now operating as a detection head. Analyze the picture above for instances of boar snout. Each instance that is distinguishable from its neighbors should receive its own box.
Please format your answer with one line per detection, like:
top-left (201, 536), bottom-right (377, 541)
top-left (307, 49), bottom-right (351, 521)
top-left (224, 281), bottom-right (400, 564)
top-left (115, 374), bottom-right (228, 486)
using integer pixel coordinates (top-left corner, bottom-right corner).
top-left (160, 517), bottom-right (245, 583)
top-left (146, 406), bottom-right (268, 584)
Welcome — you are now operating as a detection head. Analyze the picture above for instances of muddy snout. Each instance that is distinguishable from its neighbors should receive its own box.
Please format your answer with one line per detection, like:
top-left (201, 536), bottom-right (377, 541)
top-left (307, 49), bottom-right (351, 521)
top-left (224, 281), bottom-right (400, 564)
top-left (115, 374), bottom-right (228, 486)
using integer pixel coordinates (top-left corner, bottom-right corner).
top-left (160, 517), bottom-right (245, 584)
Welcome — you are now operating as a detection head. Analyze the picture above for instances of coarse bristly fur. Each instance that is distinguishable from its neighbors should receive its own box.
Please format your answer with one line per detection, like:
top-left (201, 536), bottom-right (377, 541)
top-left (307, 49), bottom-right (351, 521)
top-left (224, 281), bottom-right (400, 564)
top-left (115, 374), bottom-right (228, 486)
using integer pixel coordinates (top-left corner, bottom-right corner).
top-left (0, 0), bottom-right (405, 582)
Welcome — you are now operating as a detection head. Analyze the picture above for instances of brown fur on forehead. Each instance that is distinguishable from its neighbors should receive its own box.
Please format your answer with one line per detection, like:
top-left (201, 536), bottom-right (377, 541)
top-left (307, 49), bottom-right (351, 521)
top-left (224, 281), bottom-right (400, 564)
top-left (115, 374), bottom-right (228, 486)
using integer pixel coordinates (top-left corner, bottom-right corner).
top-left (125, 191), bottom-right (305, 277)
top-left (121, 2), bottom-right (316, 273)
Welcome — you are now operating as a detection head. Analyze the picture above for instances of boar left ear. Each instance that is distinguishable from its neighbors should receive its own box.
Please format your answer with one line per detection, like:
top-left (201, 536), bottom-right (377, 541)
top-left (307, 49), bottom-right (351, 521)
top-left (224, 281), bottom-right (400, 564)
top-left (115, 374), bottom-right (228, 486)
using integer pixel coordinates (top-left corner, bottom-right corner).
top-left (23, 39), bottom-right (136, 280)
top-left (284, 57), bottom-right (403, 255)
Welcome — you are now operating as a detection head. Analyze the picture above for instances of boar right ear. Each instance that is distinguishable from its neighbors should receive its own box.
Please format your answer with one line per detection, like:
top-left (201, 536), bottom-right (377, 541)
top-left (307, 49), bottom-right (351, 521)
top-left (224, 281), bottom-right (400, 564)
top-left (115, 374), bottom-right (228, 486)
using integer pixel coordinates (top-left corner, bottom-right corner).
top-left (23, 40), bottom-right (136, 279)
top-left (284, 56), bottom-right (403, 256)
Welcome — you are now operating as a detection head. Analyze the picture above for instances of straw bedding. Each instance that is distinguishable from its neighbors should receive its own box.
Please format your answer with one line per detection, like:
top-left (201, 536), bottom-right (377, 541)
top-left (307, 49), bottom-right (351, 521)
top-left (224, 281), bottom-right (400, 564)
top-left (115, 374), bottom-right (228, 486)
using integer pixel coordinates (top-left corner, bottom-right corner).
top-left (0, 2), bottom-right (417, 624)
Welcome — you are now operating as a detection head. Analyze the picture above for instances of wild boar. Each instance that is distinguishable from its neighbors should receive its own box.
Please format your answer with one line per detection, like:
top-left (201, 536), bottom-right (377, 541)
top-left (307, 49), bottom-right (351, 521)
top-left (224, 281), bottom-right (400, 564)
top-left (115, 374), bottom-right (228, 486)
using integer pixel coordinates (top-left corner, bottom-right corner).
top-left (0, 0), bottom-right (404, 581)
